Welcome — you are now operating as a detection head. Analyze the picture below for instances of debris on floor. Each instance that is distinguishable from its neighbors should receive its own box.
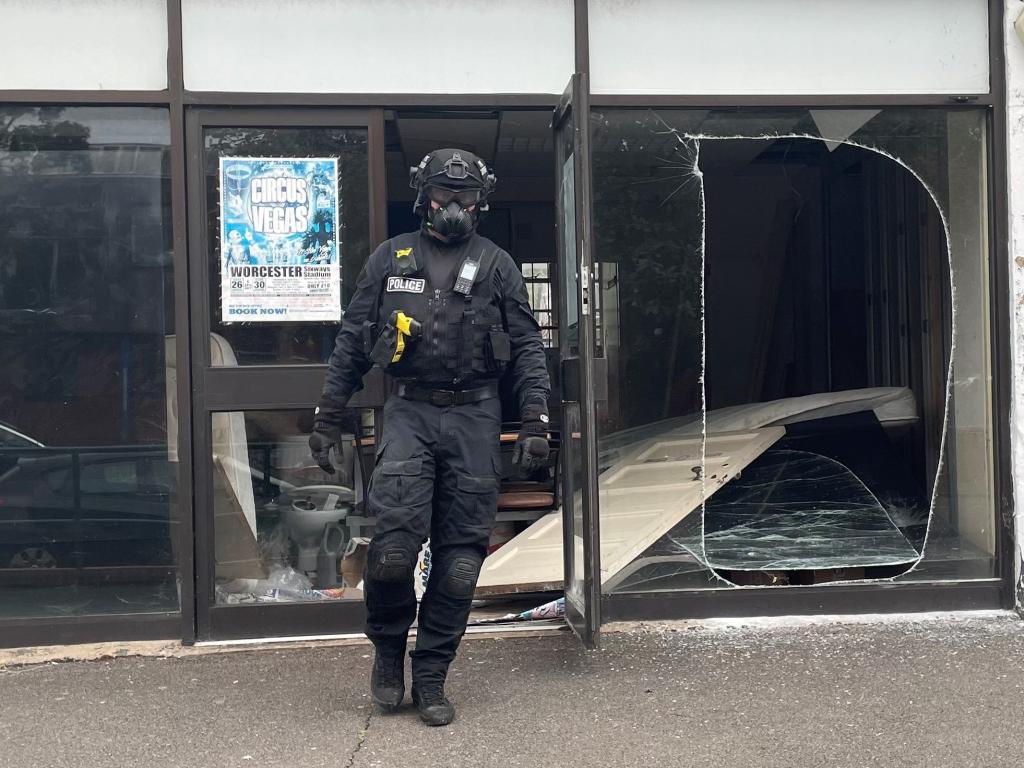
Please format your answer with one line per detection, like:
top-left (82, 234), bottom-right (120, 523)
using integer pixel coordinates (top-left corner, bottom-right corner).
top-left (471, 597), bottom-right (565, 625)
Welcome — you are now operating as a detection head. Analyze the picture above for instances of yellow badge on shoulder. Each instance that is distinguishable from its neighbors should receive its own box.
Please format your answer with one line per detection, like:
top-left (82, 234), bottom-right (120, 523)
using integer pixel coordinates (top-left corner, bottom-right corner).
top-left (395, 247), bottom-right (413, 259)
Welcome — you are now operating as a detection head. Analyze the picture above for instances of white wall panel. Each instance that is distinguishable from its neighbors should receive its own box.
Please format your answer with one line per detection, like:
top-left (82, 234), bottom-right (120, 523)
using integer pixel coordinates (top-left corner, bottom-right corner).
top-left (1002, 0), bottom-right (1024, 591)
top-left (182, 0), bottom-right (573, 94)
top-left (0, 1), bottom-right (168, 90)
top-left (590, 0), bottom-right (989, 95)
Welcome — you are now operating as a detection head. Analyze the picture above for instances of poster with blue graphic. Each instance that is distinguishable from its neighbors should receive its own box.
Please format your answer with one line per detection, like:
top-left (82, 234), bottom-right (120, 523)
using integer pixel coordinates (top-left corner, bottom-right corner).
top-left (219, 157), bottom-right (340, 322)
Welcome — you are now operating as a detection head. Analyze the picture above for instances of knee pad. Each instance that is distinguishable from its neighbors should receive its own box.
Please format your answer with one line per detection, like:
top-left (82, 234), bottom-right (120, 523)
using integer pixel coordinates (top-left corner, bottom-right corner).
top-left (439, 553), bottom-right (483, 598)
top-left (367, 540), bottom-right (416, 583)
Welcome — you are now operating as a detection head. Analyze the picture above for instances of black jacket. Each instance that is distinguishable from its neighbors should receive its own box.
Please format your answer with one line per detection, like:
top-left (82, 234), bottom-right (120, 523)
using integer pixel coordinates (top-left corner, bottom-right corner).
top-left (321, 230), bottom-right (550, 416)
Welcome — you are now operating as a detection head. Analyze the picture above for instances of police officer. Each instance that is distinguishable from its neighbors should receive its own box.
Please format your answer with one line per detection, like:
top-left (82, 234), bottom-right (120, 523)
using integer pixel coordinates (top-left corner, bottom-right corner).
top-left (309, 149), bottom-right (551, 726)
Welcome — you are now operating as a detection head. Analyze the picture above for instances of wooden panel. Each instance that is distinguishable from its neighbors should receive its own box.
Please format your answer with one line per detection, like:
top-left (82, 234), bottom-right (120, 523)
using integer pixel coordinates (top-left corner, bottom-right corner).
top-left (476, 427), bottom-right (784, 593)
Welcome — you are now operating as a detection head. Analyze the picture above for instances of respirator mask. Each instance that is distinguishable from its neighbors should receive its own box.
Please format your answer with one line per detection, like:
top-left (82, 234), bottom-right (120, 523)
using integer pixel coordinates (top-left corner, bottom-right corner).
top-left (424, 184), bottom-right (482, 242)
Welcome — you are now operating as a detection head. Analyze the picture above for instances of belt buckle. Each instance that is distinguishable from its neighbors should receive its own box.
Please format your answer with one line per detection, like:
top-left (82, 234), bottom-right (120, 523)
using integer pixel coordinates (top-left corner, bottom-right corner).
top-left (430, 390), bottom-right (455, 407)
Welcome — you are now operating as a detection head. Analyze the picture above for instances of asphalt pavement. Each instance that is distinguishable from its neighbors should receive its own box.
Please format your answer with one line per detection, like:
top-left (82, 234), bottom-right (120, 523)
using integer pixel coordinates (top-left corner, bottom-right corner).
top-left (3, 612), bottom-right (1024, 767)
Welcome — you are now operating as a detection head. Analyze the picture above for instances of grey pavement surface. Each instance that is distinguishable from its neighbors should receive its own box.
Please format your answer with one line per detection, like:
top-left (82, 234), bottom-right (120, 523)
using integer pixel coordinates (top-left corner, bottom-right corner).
top-left (3, 613), bottom-right (1024, 767)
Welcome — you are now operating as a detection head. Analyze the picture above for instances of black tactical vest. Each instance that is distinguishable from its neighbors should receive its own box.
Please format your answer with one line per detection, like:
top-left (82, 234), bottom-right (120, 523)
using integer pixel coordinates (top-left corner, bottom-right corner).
top-left (364, 232), bottom-right (511, 387)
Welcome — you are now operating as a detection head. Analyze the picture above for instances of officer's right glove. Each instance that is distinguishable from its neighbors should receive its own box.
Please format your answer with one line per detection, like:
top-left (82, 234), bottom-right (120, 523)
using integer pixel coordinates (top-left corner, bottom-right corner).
top-left (309, 399), bottom-right (345, 474)
top-left (512, 402), bottom-right (551, 478)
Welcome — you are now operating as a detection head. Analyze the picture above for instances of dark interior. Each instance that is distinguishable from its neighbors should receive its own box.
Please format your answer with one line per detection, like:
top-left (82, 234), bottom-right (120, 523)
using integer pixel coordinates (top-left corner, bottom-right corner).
top-left (590, 126), bottom-right (978, 589)
top-left (701, 138), bottom-right (949, 501)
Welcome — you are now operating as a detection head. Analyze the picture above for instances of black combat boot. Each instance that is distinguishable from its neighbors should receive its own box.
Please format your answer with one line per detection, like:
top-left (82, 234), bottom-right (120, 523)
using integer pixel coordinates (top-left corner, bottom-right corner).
top-left (411, 682), bottom-right (455, 726)
top-left (370, 648), bottom-right (405, 711)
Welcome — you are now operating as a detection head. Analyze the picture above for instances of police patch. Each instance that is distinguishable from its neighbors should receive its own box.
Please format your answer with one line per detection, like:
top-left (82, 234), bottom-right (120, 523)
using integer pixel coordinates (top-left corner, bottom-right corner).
top-left (386, 276), bottom-right (426, 293)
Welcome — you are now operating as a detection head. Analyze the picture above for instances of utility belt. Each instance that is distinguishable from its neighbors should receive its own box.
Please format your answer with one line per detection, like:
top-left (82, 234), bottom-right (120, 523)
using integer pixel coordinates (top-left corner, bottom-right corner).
top-left (394, 380), bottom-right (499, 407)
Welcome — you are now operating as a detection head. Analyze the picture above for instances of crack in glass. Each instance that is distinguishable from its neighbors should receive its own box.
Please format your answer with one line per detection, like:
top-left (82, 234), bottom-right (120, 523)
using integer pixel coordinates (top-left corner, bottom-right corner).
top-left (593, 109), bottom-right (975, 591)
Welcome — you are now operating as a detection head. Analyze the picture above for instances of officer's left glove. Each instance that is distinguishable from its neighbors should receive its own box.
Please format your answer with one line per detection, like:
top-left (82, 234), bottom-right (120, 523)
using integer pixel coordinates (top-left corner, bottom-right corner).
top-left (512, 402), bottom-right (550, 478)
top-left (309, 399), bottom-right (345, 474)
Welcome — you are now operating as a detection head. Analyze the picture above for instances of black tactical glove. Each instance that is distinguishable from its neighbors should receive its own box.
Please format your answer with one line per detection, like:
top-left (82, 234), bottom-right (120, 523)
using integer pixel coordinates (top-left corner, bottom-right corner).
top-left (309, 400), bottom-right (345, 474)
top-left (512, 402), bottom-right (550, 477)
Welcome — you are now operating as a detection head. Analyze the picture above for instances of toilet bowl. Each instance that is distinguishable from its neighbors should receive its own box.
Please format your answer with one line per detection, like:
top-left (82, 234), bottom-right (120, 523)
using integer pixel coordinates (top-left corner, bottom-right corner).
top-left (281, 485), bottom-right (354, 574)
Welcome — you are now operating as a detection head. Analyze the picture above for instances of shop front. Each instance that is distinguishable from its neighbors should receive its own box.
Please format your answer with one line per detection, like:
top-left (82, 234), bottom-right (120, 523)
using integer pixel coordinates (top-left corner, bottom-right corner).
top-left (0, 0), bottom-right (1013, 649)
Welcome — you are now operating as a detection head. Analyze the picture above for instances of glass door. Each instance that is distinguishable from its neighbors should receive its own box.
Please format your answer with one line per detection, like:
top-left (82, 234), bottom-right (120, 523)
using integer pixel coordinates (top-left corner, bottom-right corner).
top-left (185, 108), bottom-right (386, 640)
top-left (553, 75), bottom-right (602, 648)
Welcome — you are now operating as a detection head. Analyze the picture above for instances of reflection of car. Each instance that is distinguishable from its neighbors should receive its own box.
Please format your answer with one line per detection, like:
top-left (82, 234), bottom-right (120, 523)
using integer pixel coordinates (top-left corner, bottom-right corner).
top-left (0, 423), bottom-right (359, 574)
top-left (244, 435), bottom-right (359, 508)
top-left (0, 421), bottom-right (44, 478)
top-left (0, 439), bottom-right (175, 571)
top-left (0, 422), bottom-right (44, 448)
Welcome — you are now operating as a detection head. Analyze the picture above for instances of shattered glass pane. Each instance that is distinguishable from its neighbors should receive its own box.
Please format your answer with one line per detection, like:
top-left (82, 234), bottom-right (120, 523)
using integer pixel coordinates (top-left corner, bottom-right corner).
top-left (590, 108), bottom-right (994, 592)
top-left (669, 450), bottom-right (921, 571)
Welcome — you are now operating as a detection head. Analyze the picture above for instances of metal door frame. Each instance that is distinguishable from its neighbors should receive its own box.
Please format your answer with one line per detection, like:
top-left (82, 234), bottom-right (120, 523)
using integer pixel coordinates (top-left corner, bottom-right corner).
top-left (184, 107), bottom-right (387, 641)
top-left (553, 73), bottom-right (603, 647)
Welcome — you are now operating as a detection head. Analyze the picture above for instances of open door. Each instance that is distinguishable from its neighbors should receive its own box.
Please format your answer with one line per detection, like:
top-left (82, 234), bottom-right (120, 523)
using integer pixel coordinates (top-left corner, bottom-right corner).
top-left (553, 74), bottom-right (602, 648)
top-left (185, 108), bottom-right (385, 641)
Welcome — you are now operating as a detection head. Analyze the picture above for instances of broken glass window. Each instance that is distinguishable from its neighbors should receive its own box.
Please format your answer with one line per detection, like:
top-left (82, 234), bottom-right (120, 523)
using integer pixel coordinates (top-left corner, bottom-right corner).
top-left (589, 108), bottom-right (994, 591)
top-left (474, 107), bottom-right (992, 597)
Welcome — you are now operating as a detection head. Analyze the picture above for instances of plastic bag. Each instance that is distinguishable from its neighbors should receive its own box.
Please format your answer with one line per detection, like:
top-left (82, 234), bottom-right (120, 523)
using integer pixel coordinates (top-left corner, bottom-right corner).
top-left (263, 565), bottom-right (313, 592)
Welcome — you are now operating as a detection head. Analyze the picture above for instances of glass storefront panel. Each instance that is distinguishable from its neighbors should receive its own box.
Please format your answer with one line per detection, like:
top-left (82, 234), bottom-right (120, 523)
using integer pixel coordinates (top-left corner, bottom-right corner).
top-left (210, 409), bottom-right (375, 605)
top-left (0, 106), bottom-right (180, 618)
top-left (590, 108), bottom-right (994, 592)
top-left (203, 126), bottom-right (370, 366)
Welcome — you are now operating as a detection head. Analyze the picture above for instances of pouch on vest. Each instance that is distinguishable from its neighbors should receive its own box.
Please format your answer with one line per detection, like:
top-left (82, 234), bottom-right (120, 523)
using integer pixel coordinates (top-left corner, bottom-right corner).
top-left (362, 321), bottom-right (377, 357)
top-left (485, 330), bottom-right (511, 372)
top-left (370, 324), bottom-right (399, 368)
top-left (370, 311), bottom-right (422, 368)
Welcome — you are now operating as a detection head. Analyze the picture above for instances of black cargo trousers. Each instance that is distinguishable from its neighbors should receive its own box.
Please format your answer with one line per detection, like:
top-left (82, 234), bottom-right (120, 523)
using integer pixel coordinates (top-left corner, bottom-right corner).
top-left (364, 391), bottom-right (501, 685)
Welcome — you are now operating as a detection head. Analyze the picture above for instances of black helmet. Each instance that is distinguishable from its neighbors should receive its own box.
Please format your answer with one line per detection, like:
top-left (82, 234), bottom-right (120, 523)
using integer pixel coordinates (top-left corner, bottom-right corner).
top-left (409, 148), bottom-right (497, 243)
